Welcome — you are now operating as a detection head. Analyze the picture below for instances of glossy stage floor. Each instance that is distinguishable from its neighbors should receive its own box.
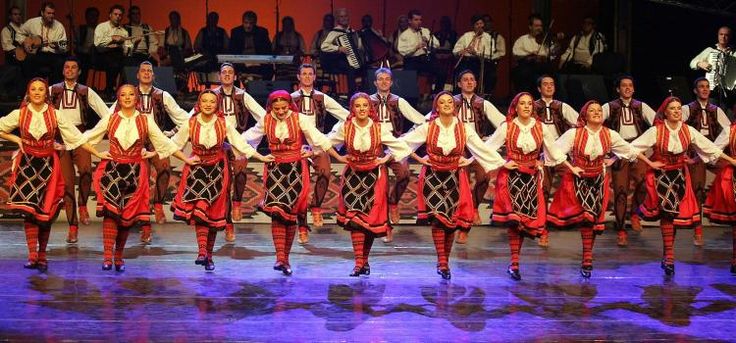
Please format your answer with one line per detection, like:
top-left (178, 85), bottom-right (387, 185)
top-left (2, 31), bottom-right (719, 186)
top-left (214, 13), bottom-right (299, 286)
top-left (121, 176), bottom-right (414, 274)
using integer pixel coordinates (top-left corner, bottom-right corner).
top-left (0, 221), bottom-right (735, 342)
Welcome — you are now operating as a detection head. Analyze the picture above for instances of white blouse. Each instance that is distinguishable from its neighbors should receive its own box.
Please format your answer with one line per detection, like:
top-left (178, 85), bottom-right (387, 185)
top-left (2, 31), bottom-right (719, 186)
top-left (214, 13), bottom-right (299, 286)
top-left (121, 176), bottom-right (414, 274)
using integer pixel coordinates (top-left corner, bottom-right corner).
top-left (170, 115), bottom-right (256, 158)
top-left (242, 111), bottom-right (333, 152)
top-left (400, 117), bottom-right (504, 172)
top-left (83, 110), bottom-right (179, 158)
top-left (0, 104), bottom-right (86, 150)
top-left (485, 117), bottom-right (565, 165)
top-left (552, 126), bottom-right (634, 165)
top-left (328, 118), bottom-right (412, 162)
top-left (630, 122), bottom-right (723, 163)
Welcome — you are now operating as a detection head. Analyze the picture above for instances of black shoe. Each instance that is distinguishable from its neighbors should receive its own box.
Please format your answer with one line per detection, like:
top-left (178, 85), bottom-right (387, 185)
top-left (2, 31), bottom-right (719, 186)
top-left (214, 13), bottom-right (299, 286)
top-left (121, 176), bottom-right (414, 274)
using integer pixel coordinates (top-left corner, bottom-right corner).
top-left (361, 263), bottom-right (371, 276)
top-left (436, 265), bottom-right (451, 280)
top-left (580, 265), bottom-right (592, 278)
top-left (205, 258), bottom-right (215, 271)
top-left (274, 262), bottom-right (292, 276)
top-left (102, 261), bottom-right (113, 270)
top-left (37, 261), bottom-right (48, 273)
top-left (661, 261), bottom-right (675, 276)
top-left (731, 264), bottom-right (736, 274)
top-left (23, 260), bottom-right (38, 269)
top-left (195, 255), bottom-right (206, 266)
top-left (507, 266), bottom-right (521, 281)
top-left (349, 266), bottom-right (362, 277)
top-left (115, 263), bottom-right (125, 272)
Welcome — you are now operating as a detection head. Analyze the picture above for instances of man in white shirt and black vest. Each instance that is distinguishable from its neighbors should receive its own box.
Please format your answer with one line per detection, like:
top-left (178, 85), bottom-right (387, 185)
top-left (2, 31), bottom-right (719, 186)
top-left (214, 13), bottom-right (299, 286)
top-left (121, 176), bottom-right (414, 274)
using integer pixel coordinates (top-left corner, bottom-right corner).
top-left (682, 77), bottom-right (731, 246)
top-left (49, 56), bottom-right (111, 244)
top-left (369, 67), bottom-right (426, 242)
top-left (602, 75), bottom-right (657, 247)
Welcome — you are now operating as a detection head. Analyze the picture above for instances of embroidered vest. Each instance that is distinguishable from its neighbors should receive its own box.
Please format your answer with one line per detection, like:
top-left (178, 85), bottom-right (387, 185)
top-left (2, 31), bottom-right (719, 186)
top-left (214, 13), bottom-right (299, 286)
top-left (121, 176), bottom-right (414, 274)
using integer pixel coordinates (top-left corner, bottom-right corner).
top-left (454, 94), bottom-right (493, 137)
top-left (215, 86), bottom-right (253, 133)
top-left (107, 113), bottom-right (149, 160)
top-left (426, 119), bottom-right (467, 171)
top-left (534, 99), bottom-right (569, 136)
top-left (571, 127), bottom-right (611, 175)
top-left (49, 82), bottom-right (99, 129)
top-left (685, 101), bottom-right (722, 141)
top-left (344, 119), bottom-right (382, 171)
top-left (188, 115), bottom-right (227, 162)
top-left (604, 98), bottom-right (648, 136)
top-left (505, 120), bottom-right (544, 167)
top-left (291, 90), bottom-right (328, 132)
top-left (264, 112), bottom-right (303, 162)
top-left (370, 93), bottom-right (403, 137)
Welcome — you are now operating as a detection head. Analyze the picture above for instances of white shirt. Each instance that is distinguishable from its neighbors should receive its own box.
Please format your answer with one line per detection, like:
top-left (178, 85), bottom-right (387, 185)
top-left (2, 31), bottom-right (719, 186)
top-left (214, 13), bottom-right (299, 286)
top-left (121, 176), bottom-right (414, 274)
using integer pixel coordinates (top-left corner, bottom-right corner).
top-left (559, 31), bottom-right (606, 68)
top-left (20, 17), bottom-right (67, 53)
top-left (0, 104), bottom-right (86, 150)
top-left (50, 82), bottom-right (112, 127)
top-left (397, 27), bottom-right (439, 57)
top-left (320, 25), bottom-right (363, 53)
top-left (485, 118), bottom-right (565, 166)
top-left (601, 99), bottom-right (657, 140)
top-left (552, 126), bottom-right (633, 165)
top-left (94, 20), bottom-right (132, 53)
top-left (453, 31), bottom-right (506, 61)
top-left (512, 34), bottom-right (548, 58)
top-left (373, 93), bottom-right (426, 133)
top-left (689, 46), bottom-right (736, 90)
top-left (128, 24), bottom-right (158, 55)
top-left (170, 115), bottom-right (256, 158)
top-left (1, 22), bottom-right (23, 52)
top-left (84, 110), bottom-right (179, 158)
top-left (243, 111), bottom-right (333, 152)
top-left (292, 89), bottom-right (349, 122)
top-left (328, 118), bottom-right (412, 162)
top-left (400, 117), bottom-right (504, 172)
top-left (681, 101), bottom-right (731, 137)
top-left (110, 86), bottom-right (190, 129)
top-left (713, 124), bottom-right (735, 150)
top-left (538, 98), bottom-right (580, 140)
top-left (630, 122), bottom-right (723, 163)
top-left (456, 95), bottom-right (506, 135)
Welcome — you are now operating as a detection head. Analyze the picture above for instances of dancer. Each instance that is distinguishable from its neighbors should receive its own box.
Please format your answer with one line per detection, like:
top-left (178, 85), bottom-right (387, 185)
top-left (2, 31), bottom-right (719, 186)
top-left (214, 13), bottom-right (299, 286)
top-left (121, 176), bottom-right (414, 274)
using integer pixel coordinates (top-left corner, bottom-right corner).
top-left (631, 96), bottom-right (735, 276)
top-left (84, 84), bottom-right (197, 272)
top-left (244, 90), bottom-right (342, 276)
top-left (328, 92), bottom-right (411, 276)
top-left (171, 90), bottom-right (273, 271)
top-left (0, 78), bottom-right (102, 272)
top-left (401, 91), bottom-right (504, 280)
top-left (547, 100), bottom-right (633, 278)
top-left (704, 120), bottom-right (736, 274)
top-left (485, 92), bottom-right (564, 281)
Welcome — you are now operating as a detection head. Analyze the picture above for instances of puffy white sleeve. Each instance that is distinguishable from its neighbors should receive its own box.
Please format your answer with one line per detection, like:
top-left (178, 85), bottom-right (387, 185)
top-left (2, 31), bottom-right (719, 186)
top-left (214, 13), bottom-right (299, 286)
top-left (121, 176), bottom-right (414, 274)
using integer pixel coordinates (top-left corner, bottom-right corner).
top-left (87, 88), bottom-right (113, 119)
top-left (484, 122), bottom-right (508, 152)
top-left (299, 114), bottom-right (332, 151)
top-left (609, 130), bottom-right (635, 161)
top-left (0, 109), bottom-right (20, 133)
top-left (484, 100), bottom-right (506, 129)
top-left (169, 118), bottom-right (190, 150)
top-left (398, 98), bottom-right (426, 125)
top-left (82, 113), bottom-right (111, 146)
top-left (629, 126), bottom-right (658, 155)
top-left (689, 47), bottom-right (711, 70)
top-left (327, 121), bottom-right (345, 148)
top-left (562, 102), bottom-right (579, 127)
top-left (56, 114), bottom-right (86, 150)
top-left (242, 118), bottom-right (266, 148)
top-left (323, 94), bottom-right (349, 122)
top-left (542, 126), bottom-right (567, 166)
top-left (641, 102), bottom-right (657, 125)
top-left (226, 123), bottom-right (257, 158)
top-left (380, 129), bottom-right (412, 162)
top-left (466, 128), bottom-right (505, 172)
top-left (399, 122), bottom-right (429, 152)
top-left (163, 91), bottom-right (191, 128)
top-left (550, 128), bottom-right (575, 165)
top-left (688, 125), bottom-right (723, 163)
top-left (243, 92), bottom-right (266, 123)
top-left (713, 125), bottom-right (731, 150)
top-left (145, 115), bottom-right (179, 158)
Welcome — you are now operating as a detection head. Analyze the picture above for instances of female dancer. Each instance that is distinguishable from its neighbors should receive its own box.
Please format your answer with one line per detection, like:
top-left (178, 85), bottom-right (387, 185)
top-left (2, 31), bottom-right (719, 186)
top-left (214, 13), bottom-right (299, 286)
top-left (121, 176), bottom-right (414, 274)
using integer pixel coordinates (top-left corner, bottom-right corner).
top-left (84, 84), bottom-right (198, 272)
top-left (171, 90), bottom-right (274, 271)
top-left (632, 96), bottom-right (736, 275)
top-left (485, 92), bottom-right (564, 281)
top-left (243, 90), bottom-right (342, 276)
top-left (547, 100), bottom-right (633, 278)
top-left (328, 93), bottom-right (411, 276)
top-left (704, 121), bottom-right (736, 274)
top-left (0, 78), bottom-right (103, 272)
top-left (401, 91), bottom-right (504, 280)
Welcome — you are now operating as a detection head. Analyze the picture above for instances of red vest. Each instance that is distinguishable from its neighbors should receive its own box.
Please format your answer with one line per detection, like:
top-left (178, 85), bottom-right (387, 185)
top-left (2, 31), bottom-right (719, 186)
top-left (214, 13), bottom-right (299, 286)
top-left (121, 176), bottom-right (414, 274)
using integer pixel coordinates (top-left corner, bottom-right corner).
top-left (107, 112), bottom-right (149, 161)
top-left (344, 119), bottom-right (383, 171)
top-left (651, 122), bottom-right (691, 166)
top-left (188, 115), bottom-right (227, 163)
top-left (425, 118), bottom-right (467, 171)
top-left (505, 120), bottom-right (544, 167)
top-left (264, 112), bottom-right (303, 162)
top-left (571, 127), bottom-right (611, 175)
top-left (18, 106), bottom-right (58, 155)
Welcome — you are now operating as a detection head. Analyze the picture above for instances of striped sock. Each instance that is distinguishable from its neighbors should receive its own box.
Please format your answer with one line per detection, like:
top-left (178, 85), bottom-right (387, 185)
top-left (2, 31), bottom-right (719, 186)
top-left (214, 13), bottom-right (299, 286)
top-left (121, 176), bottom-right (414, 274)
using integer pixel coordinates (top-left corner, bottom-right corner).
top-left (351, 231), bottom-right (366, 268)
top-left (272, 221), bottom-right (287, 264)
top-left (363, 234), bottom-right (374, 266)
top-left (37, 224), bottom-right (51, 262)
top-left (24, 222), bottom-right (39, 262)
top-left (195, 225), bottom-right (208, 257)
top-left (206, 229), bottom-right (217, 258)
top-left (431, 225), bottom-right (448, 268)
top-left (508, 227), bottom-right (524, 269)
top-left (102, 218), bottom-right (117, 263)
top-left (661, 221), bottom-right (676, 264)
top-left (581, 227), bottom-right (595, 267)
top-left (114, 228), bottom-right (129, 264)
top-left (284, 225), bottom-right (296, 265)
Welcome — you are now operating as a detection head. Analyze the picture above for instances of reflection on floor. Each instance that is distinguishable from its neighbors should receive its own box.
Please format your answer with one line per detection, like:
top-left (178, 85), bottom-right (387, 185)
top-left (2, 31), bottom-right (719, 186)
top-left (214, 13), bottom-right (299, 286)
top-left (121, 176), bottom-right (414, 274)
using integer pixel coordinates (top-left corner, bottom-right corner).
top-left (0, 222), bottom-right (734, 341)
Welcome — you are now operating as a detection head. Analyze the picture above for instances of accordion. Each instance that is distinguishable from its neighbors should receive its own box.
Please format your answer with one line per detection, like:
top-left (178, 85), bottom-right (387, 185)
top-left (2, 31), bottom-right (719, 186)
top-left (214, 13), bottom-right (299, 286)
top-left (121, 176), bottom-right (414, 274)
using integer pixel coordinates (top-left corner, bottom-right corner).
top-left (336, 31), bottom-right (364, 70)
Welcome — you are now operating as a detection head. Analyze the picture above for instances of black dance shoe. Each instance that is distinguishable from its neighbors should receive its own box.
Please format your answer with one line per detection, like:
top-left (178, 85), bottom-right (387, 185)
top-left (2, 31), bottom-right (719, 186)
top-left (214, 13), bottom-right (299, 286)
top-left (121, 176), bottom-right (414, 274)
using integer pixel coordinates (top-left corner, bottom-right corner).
top-left (274, 262), bottom-right (292, 276)
top-left (115, 263), bottom-right (125, 272)
top-left (436, 266), bottom-right (451, 280)
top-left (205, 258), bottom-right (215, 271)
top-left (37, 261), bottom-right (48, 273)
top-left (361, 263), bottom-right (371, 275)
top-left (102, 261), bottom-right (113, 271)
top-left (23, 260), bottom-right (38, 269)
top-left (507, 266), bottom-right (521, 281)
top-left (661, 261), bottom-right (675, 276)
top-left (730, 264), bottom-right (735, 274)
top-left (349, 266), bottom-right (362, 277)
top-left (580, 265), bottom-right (593, 278)
top-left (195, 255), bottom-right (206, 266)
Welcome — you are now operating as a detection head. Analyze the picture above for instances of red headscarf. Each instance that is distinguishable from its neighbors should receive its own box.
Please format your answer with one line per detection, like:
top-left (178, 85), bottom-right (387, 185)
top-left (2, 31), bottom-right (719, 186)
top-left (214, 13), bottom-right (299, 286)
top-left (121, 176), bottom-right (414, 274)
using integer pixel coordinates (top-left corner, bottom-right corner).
top-left (428, 90), bottom-right (456, 120)
top-left (266, 90), bottom-right (299, 115)
top-left (576, 100), bottom-right (601, 127)
top-left (21, 77), bottom-right (50, 108)
top-left (191, 89), bottom-right (223, 117)
top-left (506, 92), bottom-right (538, 122)
top-left (347, 92), bottom-right (378, 121)
top-left (654, 96), bottom-right (682, 125)
top-left (112, 84), bottom-right (140, 113)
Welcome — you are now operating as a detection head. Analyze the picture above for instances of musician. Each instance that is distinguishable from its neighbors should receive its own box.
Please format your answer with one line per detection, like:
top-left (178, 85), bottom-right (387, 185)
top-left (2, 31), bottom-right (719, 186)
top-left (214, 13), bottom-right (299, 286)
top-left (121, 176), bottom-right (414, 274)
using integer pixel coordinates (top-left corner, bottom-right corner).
top-left (397, 10), bottom-right (443, 94)
top-left (320, 8), bottom-right (364, 93)
top-left (0, 6), bottom-right (24, 99)
top-left (370, 67), bottom-right (426, 241)
top-left (359, 14), bottom-right (389, 66)
top-left (435, 16), bottom-right (458, 51)
top-left (194, 12), bottom-right (229, 73)
top-left (535, 75), bottom-right (579, 247)
top-left (163, 11), bottom-right (192, 74)
top-left (125, 6), bottom-right (159, 67)
top-left (388, 15), bottom-right (409, 67)
top-left (559, 17), bottom-right (606, 73)
top-left (213, 62), bottom-right (266, 242)
top-left (454, 69), bottom-right (506, 243)
top-left (309, 14), bottom-right (334, 57)
top-left (49, 56), bottom-right (111, 244)
top-left (281, 63), bottom-right (349, 243)
top-left (74, 7), bottom-right (100, 85)
top-left (602, 75), bottom-right (657, 247)
top-left (453, 14), bottom-right (506, 96)
top-left (690, 26), bottom-right (735, 109)
top-left (19, 2), bottom-right (68, 84)
top-left (682, 77), bottom-right (731, 246)
top-left (229, 11), bottom-right (272, 79)
top-left (273, 16), bottom-right (305, 55)
top-left (511, 14), bottom-right (557, 95)
top-left (94, 4), bottom-right (131, 99)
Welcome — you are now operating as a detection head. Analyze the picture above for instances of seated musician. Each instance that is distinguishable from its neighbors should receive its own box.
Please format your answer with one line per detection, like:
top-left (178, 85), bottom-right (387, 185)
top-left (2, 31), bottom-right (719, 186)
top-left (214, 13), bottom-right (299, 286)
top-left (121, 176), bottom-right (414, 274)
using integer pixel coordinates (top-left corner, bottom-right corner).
top-left (320, 8), bottom-right (364, 93)
top-left (19, 2), bottom-right (68, 84)
top-left (194, 12), bottom-right (229, 73)
top-left (511, 14), bottom-right (558, 95)
top-left (559, 16), bottom-right (606, 74)
top-left (359, 14), bottom-right (389, 67)
top-left (397, 10), bottom-right (443, 95)
top-left (0, 6), bottom-right (24, 99)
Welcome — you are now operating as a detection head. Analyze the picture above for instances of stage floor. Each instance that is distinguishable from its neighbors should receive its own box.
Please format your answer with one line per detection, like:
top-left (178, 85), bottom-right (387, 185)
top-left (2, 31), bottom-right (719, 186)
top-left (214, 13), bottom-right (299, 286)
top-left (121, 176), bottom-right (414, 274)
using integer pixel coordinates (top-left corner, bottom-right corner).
top-left (0, 222), bottom-right (734, 342)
